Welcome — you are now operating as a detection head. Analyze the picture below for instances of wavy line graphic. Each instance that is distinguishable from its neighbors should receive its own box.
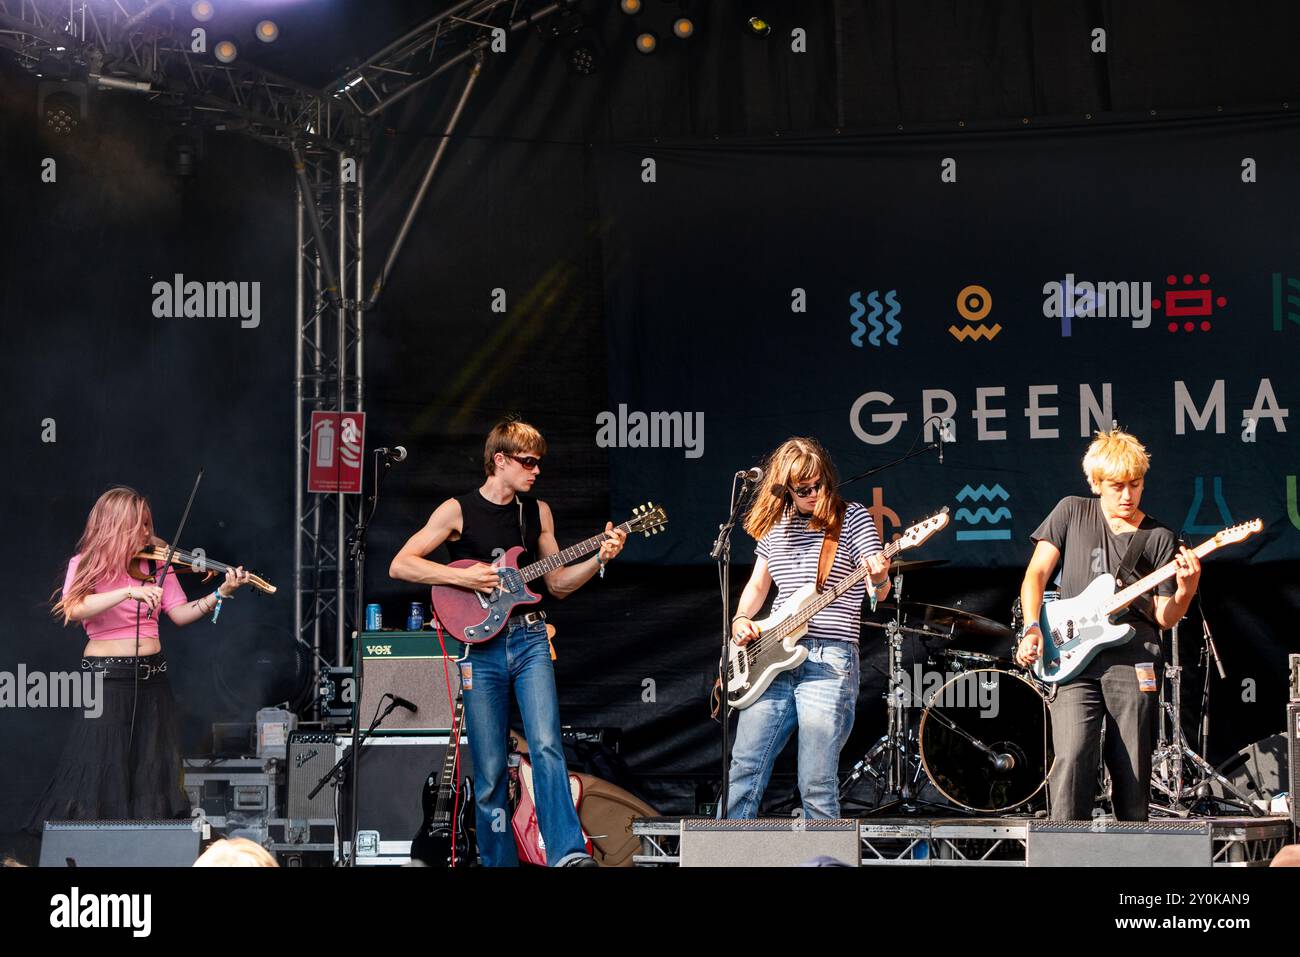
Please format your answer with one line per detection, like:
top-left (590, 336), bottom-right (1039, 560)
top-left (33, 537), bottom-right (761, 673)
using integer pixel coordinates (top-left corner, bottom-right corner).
top-left (849, 291), bottom-right (866, 347)
top-left (956, 484), bottom-right (1010, 502)
top-left (948, 323), bottom-right (1002, 341)
top-left (866, 291), bottom-right (884, 346)
top-left (883, 290), bottom-right (901, 345)
top-left (954, 507), bottom-right (1013, 524)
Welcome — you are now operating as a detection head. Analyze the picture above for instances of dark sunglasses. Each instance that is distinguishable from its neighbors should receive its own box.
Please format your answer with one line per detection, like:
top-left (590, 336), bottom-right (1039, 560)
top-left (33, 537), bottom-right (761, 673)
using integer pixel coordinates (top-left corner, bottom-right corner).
top-left (791, 481), bottom-right (823, 498)
top-left (507, 454), bottom-right (543, 470)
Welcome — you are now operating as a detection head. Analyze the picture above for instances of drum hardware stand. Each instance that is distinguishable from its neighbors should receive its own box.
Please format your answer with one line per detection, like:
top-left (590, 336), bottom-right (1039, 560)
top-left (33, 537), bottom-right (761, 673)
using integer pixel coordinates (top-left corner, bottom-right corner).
top-left (846, 568), bottom-right (949, 816)
top-left (1149, 619), bottom-right (1260, 817)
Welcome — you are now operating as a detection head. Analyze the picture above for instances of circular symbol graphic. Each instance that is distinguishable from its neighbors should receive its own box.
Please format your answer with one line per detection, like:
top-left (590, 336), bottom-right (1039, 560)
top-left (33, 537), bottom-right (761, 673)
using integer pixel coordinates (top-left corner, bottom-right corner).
top-left (956, 284), bottom-right (992, 321)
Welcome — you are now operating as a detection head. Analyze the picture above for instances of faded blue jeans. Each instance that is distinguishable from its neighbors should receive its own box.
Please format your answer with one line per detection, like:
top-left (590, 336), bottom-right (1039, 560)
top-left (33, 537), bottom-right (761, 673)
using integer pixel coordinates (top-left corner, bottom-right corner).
top-left (460, 619), bottom-right (587, 866)
top-left (725, 639), bottom-right (859, 819)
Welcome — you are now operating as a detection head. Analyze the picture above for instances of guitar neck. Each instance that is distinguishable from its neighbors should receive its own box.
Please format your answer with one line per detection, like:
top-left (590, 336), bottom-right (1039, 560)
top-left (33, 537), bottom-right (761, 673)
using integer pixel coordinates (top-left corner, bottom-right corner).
top-left (431, 699), bottom-right (464, 819)
top-left (518, 520), bottom-right (634, 582)
top-left (1102, 537), bottom-right (1220, 616)
top-left (772, 537), bottom-right (906, 638)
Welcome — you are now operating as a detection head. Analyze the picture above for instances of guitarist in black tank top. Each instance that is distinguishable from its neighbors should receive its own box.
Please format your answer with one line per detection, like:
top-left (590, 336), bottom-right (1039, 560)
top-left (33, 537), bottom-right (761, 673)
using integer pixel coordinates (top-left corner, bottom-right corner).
top-left (389, 419), bottom-right (626, 866)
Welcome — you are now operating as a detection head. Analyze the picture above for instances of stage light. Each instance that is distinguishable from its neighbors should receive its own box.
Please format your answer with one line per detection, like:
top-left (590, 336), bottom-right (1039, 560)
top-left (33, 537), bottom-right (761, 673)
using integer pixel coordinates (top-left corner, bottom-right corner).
top-left (191, 1), bottom-right (215, 22)
top-left (620, 0), bottom-right (642, 14)
top-left (37, 81), bottom-right (87, 136)
top-left (214, 40), bottom-right (238, 63)
top-left (567, 32), bottom-right (603, 75)
top-left (635, 31), bottom-right (657, 54)
top-left (673, 18), bottom-right (694, 39)
top-left (747, 17), bottom-right (771, 37)
top-left (255, 20), bottom-right (279, 43)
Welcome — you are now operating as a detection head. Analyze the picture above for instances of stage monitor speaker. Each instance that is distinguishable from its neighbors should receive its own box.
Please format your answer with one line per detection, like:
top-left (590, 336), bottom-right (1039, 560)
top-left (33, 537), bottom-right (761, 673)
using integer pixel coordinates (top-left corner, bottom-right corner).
top-left (39, 820), bottom-right (201, 868)
top-left (354, 635), bottom-right (462, 734)
top-left (1027, 820), bottom-right (1211, 867)
top-left (1213, 732), bottom-right (1290, 810)
top-left (1289, 703), bottom-right (1300, 827)
top-left (337, 735), bottom-right (470, 864)
top-left (679, 818), bottom-right (860, 867)
top-left (286, 731), bottom-right (344, 821)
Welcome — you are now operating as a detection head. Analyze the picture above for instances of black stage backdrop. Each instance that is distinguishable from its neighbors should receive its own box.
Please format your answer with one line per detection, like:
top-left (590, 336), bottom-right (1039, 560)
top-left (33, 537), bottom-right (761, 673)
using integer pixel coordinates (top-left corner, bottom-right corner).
top-left (4, 1), bottom-right (1300, 834)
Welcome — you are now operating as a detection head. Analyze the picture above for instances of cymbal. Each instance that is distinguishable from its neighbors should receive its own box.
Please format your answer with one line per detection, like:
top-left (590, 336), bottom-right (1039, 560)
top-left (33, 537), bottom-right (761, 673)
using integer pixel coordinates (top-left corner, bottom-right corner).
top-left (887, 558), bottom-right (949, 574)
top-left (871, 601), bottom-right (1014, 646)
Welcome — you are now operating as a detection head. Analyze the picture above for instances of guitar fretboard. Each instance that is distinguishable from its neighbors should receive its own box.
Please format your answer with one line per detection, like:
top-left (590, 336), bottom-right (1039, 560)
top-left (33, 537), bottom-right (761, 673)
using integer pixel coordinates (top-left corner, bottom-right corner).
top-left (518, 520), bottom-right (637, 581)
top-left (769, 537), bottom-right (907, 641)
top-left (1101, 537), bottom-right (1221, 616)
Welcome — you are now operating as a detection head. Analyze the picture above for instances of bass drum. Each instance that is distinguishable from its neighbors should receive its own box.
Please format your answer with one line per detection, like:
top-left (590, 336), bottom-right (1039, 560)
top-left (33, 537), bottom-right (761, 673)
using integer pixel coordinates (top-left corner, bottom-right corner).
top-left (918, 668), bottom-right (1054, 813)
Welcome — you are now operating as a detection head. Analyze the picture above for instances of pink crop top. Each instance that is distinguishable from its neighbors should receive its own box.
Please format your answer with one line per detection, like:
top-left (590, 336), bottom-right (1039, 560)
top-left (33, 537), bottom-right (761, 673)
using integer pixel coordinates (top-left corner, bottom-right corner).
top-left (63, 555), bottom-right (189, 641)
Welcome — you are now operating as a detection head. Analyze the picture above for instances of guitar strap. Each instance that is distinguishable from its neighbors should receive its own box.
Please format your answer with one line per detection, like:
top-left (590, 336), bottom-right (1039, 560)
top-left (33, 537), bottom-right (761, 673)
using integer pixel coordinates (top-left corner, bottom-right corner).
top-left (1113, 525), bottom-right (1156, 626)
top-left (815, 515), bottom-right (842, 593)
top-left (1113, 526), bottom-right (1149, 589)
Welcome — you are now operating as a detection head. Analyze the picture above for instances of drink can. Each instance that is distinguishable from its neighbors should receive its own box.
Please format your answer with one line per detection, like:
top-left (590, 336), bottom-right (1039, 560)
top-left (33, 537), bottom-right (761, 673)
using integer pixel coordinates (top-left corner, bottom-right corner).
top-left (365, 603), bottom-right (382, 631)
top-left (406, 602), bottom-right (425, 632)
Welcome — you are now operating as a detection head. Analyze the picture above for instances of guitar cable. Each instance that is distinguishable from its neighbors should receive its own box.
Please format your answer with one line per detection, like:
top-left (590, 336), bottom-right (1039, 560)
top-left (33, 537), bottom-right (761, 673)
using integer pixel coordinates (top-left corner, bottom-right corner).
top-left (435, 619), bottom-right (463, 867)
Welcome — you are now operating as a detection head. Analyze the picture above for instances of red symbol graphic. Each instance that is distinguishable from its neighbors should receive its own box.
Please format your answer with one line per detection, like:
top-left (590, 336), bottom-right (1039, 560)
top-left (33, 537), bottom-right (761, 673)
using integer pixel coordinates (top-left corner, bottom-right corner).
top-left (1154, 273), bottom-right (1227, 332)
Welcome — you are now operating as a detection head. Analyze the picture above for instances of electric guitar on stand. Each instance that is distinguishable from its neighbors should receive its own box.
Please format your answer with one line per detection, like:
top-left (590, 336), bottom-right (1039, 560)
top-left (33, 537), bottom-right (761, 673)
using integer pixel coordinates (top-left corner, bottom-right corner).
top-left (430, 503), bottom-right (668, 644)
top-left (1030, 519), bottom-right (1262, 685)
top-left (410, 694), bottom-right (474, 867)
top-left (722, 508), bottom-right (951, 710)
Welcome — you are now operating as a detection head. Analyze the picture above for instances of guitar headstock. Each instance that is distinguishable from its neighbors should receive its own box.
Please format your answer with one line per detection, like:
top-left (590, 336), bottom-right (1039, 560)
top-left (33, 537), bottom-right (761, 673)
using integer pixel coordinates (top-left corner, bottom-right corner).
top-left (628, 502), bottom-right (669, 538)
top-left (897, 507), bottom-right (951, 550)
top-left (1213, 518), bottom-right (1262, 548)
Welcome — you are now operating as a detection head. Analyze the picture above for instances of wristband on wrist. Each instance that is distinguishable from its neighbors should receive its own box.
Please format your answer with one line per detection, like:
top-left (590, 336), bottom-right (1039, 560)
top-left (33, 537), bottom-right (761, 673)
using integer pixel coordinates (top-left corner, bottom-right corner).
top-left (210, 590), bottom-right (227, 624)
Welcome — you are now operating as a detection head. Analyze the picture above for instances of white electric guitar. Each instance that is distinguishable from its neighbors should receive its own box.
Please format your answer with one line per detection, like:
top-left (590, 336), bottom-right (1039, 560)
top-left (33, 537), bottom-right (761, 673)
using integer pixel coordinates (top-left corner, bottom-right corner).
top-left (722, 508), bottom-right (951, 710)
top-left (1030, 519), bottom-right (1262, 685)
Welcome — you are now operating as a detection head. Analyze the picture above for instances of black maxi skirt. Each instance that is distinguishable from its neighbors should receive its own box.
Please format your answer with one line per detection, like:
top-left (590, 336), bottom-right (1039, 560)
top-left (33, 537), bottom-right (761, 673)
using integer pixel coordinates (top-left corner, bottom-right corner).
top-left (25, 653), bottom-right (191, 833)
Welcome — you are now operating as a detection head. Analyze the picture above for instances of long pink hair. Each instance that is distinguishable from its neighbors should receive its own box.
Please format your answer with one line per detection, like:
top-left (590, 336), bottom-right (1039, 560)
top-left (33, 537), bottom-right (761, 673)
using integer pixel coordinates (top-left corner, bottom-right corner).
top-left (52, 487), bottom-right (154, 625)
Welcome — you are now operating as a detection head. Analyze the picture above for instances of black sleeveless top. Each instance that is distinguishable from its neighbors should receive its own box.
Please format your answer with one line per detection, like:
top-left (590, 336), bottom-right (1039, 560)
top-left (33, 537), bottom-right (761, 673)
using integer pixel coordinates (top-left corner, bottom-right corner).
top-left (447, 491), bottom-right (548, 611)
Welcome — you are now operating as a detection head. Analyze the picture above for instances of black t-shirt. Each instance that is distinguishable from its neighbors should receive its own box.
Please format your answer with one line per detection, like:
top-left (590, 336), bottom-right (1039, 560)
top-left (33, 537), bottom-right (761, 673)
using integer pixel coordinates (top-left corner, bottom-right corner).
top-left (1030, 496), bottom-right (1179, 673)
top-left (446, 491), bottom-right (549, 612)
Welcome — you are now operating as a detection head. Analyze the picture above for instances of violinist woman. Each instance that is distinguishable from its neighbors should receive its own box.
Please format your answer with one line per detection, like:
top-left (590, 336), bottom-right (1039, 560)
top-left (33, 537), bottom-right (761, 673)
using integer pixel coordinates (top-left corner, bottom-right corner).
top-left (26, 486), bottom-right (252, 828)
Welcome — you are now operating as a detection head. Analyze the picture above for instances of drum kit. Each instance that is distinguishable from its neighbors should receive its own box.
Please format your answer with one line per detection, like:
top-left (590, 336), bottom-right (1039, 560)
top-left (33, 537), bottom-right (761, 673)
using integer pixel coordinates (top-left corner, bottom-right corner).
top-left (842, 558), bottom-right (1056, 816)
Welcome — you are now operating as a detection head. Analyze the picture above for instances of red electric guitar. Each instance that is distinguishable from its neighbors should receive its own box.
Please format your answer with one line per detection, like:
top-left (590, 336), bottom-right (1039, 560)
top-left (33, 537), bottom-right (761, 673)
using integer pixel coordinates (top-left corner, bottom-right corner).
top-left (430, 503), bottom-right (667, 643)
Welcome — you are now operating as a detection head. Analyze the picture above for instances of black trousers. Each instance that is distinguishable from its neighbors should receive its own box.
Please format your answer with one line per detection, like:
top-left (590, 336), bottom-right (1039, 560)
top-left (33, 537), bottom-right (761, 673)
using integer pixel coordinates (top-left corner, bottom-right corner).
top-left (1046, 657), bottom-right (1160, 821)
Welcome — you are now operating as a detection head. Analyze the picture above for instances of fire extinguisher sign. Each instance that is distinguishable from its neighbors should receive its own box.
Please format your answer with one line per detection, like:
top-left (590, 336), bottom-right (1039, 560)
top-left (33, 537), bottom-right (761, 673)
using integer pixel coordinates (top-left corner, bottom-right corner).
top-left (308, 411), bottom-right (366, 494)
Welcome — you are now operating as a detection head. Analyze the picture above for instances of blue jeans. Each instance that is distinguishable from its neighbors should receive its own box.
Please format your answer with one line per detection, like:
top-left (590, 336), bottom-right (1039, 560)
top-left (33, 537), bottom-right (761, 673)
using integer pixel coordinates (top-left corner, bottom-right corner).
top-left (725, 639), bottom-right (859, 819)
top-left (460, 620), bottom-right (587, 866)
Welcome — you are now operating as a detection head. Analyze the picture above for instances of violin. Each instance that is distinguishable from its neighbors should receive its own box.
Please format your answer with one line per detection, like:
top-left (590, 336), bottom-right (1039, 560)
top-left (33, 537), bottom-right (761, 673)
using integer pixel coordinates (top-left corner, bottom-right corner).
top-left (128, 544), bottom-right (277, 595)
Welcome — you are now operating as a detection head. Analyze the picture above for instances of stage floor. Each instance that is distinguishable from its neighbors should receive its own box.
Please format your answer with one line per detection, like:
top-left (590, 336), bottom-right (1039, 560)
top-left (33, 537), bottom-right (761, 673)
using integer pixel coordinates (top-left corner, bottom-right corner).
top-left (631, 815), bottom-right (1295, 867)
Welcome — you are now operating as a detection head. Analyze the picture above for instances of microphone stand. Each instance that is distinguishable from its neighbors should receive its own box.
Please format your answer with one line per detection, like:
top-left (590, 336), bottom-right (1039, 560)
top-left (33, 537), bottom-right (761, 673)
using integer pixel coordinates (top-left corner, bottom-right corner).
top-left (711, 472), bottom-right (755, 817)
top-left (1195, 589), bottom-right (1226, 759)
top-left (308, 695), bottom-right (407, 862)
top-left (342, 448), bottom-right (400, 865)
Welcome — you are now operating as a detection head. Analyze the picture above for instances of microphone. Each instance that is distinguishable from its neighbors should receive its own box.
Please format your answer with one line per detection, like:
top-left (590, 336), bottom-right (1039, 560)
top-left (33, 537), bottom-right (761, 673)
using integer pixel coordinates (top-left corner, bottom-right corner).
top-left (937, 418), bottom-right (955, 465)
top-left (378, 446), bottom-right (408, 462)
top-left (735, 466), bottom-right (763, 483)
top-left (387, 694), bottom-right (419, 713)
top-left (991, 753), bottom-right (1016, 772)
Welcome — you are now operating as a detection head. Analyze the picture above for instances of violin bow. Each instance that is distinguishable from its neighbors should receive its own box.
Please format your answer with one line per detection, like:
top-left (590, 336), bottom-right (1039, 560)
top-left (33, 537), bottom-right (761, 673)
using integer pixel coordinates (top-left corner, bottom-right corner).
top-left (147, 468), bottom-right (203, 619)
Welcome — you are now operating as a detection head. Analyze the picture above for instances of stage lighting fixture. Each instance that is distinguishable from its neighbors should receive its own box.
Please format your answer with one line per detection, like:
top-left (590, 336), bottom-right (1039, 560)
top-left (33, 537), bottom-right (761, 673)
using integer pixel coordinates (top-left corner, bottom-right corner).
top-left (191, 0), bottom-right (215, 22)
top-left (620, 0), bottom-right (642, 14)
top-left (255, 20), bottom-right (279, 43)
top-left (748, 17), bottom-right (771, 37)
top-left (37, 81), bottom-right (87, 136)
top-left (568, 33), bottom-right (603, 75)
top-left (635, 31), bottom-right (657, 54)
top-left (214, 40), bottom-right (238, 63)
top-left (673, 18), bottom-right (694, 39)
